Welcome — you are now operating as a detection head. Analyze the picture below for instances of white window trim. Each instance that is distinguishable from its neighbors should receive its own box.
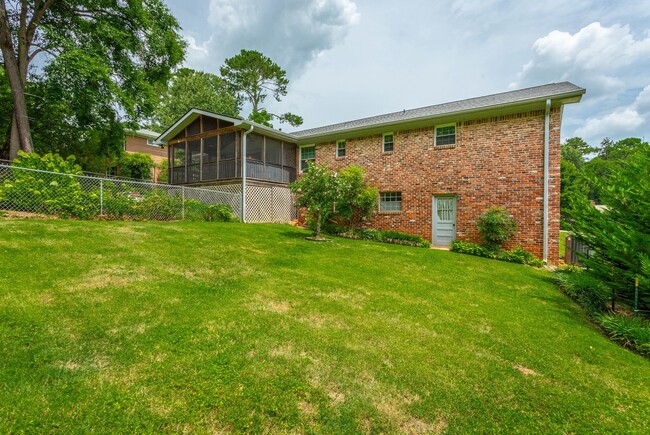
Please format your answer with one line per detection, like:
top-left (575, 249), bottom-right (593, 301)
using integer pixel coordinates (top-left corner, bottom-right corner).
top-left (146, 138), bottom-right (156, 146)
top-left (336, 139), bottom-right (346, 158)
top-left (434, 123), bottom-right (456, 146)
top-left (299, 144), bottom-right (316, 172)
top-left (382, 132), bottom-right (394, 153)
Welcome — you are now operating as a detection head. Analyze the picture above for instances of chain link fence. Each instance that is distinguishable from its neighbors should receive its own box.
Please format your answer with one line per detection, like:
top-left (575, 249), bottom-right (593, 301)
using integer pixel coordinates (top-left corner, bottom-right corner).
top-left (0, 163), bottom-right (240, 221)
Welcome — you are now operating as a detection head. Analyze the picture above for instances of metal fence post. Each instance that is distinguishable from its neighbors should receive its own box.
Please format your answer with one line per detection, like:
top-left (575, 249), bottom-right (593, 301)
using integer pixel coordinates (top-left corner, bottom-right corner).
top-left (100, 179), bottom-right (103, 215)
top-left (182, 186), bottom-right (185, 220)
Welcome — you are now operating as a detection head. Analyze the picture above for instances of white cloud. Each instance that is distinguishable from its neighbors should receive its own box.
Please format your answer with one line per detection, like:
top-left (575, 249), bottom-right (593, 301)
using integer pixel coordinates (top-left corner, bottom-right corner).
top-left (575, 84), bottom-right (650, 140)
top-left (184, 35), bottom-right (212, 68)
top-left (186, 0), bottom-right (360, 77)
top-left (512, 22), bottom-right (650, 143)
top-left (511, 23), bottom-right (650, 97)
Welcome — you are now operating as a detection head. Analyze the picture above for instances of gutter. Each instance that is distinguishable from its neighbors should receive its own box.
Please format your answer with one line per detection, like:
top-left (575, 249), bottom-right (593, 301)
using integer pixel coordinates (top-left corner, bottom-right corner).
top-left (543, 99), bottom-right (551, 263)
top-left (241, 125), bottom-right (254, 222)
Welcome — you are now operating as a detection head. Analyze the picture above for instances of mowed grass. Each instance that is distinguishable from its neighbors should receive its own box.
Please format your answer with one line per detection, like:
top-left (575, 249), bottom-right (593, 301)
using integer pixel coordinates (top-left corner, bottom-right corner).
top-left (0, 219), bottom-right (649, 433)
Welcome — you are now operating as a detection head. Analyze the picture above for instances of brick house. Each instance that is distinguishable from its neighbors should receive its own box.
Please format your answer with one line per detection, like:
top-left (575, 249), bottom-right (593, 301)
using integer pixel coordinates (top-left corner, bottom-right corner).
top-left (123, 129), bottom-right (166, 181)
top-left (156, 82), bottom-right (585, 263)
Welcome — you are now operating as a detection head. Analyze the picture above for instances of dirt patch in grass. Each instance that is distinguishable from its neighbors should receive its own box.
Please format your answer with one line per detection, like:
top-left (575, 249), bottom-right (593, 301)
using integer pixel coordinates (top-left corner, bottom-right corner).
top-left (60, 265), bottom-right (150, 292)
top-left (0, 210), bottom-right (57, 219)
top-left (514, 364), bottom-right (540, 376)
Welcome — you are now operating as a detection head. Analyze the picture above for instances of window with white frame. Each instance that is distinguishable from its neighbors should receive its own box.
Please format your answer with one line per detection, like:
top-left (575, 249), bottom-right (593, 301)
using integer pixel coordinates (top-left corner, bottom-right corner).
top-left (147, 138), bottom-right (156, 146)
top-left (382, 133), bottom-right (394, 153)
top-left (379, 192), bottom-right (402, 212)
top-left (300, 145), bottom-right (315, 171)
top-left (336, 140), bottom-right (346, 158)
top-left (435, 124), bottom-right (456, 146)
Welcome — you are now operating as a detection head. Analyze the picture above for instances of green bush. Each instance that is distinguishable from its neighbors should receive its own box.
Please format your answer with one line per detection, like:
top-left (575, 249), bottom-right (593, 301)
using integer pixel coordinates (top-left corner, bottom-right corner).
top-left (554, 268), bottom-right (610, 314)
top-left (451, 241), bottom-right (543, 267)
top-left (497, 246), bottom-right (545, 268)
top-left (0, 152), bottom-right (98, 219)
top-left (476, 206), bottom-right (517, 251)
top-left (451, 240), bottom-right (494, 258)
top-left (202, 204), bottom-right (238, 222)
top-left (100, 184), bottom-right (139, 219)
top-left (138, 190), bottom-right (182, 221)
top-left (596, 314), bottom-right (650, 356)
top-left (334, 227), bottom-right (430, 248)
top-left (117, 152), bottom-right (155, 180)
top-left (183, 199), bottom-right (237, 222)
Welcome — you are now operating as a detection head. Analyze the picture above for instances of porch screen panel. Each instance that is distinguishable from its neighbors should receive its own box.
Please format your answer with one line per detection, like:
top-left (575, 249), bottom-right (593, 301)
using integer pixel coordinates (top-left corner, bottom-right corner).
top-left (265, 138), bottom-right (282, 182)
top-left (219, 132), bottom-right (236, 179)
top-left (246, 134), bottom-right (265, 180)
top-left (188, 139), bottom-right (201, 181)
top-left (203, 136), bottom-right (217, 180)
top-left (172, 143), bottom-right (186, 184)
top-left (282, 143), bottom-right (297, 182)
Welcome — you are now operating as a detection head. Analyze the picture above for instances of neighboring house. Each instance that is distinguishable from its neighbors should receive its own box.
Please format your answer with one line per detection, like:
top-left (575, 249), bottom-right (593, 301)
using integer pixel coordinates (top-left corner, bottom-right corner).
top-left (156, 82), bottom-right (585, 263)
top-left (123, 129), bottom-right (165, 181)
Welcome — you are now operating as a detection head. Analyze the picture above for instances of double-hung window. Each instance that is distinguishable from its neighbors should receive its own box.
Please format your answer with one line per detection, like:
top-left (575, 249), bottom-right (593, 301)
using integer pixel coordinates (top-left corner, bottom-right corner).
top-left (382, 133), bottom-right (394, 153)
top-left (435, 124), bottom-right (456, 146)
top-left (300, 145), bottom-right (315, 171)
top-left (379, 192), bottom-right (402, 212)
top-left (336, 140), bottom-right (346, 158)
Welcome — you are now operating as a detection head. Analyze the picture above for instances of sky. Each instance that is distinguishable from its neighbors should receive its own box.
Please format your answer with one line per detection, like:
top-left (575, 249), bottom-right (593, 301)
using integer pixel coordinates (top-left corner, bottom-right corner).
top-left (165, 0), bottom-right (650, 147)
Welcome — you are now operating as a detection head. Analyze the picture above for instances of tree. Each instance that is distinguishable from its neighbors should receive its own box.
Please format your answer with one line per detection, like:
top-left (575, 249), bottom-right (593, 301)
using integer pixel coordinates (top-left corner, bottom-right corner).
top-left (562, 137), bottom-right (596, 170)
top-left (332, 166), bottom-right (377, 229)
top-left (569, 143), bottom-right (650, 313)
top-left (220, 49), bottom-right (303, 127)
top-left (117, 152), bottom-right (155, 180)
top-left (151, 68), bottom-right (240, 130)
top-left (289, 162), bottom-right (340, 238)
top-left (583, 137), bottom-right (648, 202)
top-left (0, 0), bottom-right (186, 160)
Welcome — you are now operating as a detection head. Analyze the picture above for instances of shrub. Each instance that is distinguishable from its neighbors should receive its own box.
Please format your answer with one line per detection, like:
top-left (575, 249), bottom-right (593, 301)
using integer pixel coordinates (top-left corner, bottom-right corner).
top-left (0, 152), bottom-right (98, 219)
top-left (117, 152), bottom-right (155, 180)
top-left (100, 183), bottom-right (139, 219)
top-left (596, 314), bottom-right (650, 356)
top-left (451, 241), bottom-right (543, 267)
top-left (203, 204), bottom-right (238, 222)
top-left (497, 246), bottom-right (545, 268)
top-left (476, 206), bottom-right (517, 251)
top-left (334, 228), bottom-right (430, 248)
top-left (183, 199), bottom-right (237, 222)
top-left (138, 190), bottom-right (182, 220)
top-left (554, 268), bottom-right (610, 314)
top-left (451, 240), bottom-right (494, 258)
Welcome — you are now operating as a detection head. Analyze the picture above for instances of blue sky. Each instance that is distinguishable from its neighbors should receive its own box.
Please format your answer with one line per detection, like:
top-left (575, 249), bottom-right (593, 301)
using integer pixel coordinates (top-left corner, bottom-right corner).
top-left (165, 0), bottom-right (650, 147)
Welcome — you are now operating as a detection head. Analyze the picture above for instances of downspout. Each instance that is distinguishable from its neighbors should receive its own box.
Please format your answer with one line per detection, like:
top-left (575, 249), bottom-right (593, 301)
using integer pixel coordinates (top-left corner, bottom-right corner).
top-left (543, 99), bottom-right (551, 263)
top-left (241, 125), bottom-right (254, 222)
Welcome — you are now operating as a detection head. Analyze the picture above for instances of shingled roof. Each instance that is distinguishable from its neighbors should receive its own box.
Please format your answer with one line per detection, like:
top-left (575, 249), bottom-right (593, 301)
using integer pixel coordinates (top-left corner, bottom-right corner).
top-left (291, 82), bottom-right (585, 139)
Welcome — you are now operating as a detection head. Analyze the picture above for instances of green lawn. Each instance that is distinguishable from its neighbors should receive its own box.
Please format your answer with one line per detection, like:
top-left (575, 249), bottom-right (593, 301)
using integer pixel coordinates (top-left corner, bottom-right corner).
top-left (1, 219), bottom-right (649, 433)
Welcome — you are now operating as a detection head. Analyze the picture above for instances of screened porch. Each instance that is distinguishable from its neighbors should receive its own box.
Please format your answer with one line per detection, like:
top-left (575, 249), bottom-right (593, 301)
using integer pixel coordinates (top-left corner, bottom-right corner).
top-left (168, 115), bottom-right (297, 185)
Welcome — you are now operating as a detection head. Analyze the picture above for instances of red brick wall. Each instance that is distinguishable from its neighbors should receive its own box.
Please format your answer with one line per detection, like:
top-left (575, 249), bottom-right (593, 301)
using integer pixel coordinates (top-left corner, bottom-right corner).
top-left (308, 108), bottom-right (562, 263)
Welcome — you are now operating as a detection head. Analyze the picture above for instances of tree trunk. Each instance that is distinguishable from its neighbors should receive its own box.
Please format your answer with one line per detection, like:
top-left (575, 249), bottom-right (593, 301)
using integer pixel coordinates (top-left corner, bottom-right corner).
top-left (315, 209), bottom-right (322, 237)
top-left (9, 113), bottom-right (20, 160)
top-left (0, 1), bottom-right (34, 158)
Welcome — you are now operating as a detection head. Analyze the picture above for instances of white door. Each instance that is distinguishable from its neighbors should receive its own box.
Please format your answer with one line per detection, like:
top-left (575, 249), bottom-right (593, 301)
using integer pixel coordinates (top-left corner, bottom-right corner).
top-left (433, 196), bottom-right (456, 246)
